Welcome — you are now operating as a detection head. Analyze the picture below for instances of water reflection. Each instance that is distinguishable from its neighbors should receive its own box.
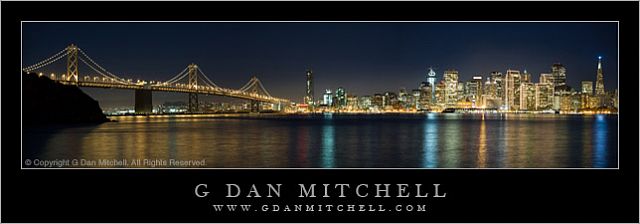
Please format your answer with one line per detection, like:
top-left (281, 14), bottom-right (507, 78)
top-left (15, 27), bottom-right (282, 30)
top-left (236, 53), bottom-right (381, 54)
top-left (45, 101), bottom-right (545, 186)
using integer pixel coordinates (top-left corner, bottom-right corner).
top-left (321, 121), bottom-right (335, 168)
top-left (22, 114), bottom-right (618, 168)
top-left (422, 114), bottom-right (438, 168)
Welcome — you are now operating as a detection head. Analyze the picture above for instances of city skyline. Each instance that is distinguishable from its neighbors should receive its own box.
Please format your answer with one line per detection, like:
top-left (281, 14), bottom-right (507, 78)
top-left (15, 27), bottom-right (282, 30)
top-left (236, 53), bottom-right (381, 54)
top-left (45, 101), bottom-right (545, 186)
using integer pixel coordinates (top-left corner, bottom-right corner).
top-left (22, 22), bottom-right (618, 107)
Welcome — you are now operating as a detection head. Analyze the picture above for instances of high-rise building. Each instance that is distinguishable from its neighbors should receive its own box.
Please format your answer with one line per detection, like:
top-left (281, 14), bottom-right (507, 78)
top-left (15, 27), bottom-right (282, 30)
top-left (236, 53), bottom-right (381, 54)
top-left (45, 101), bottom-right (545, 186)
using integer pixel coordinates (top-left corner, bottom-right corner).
top-left (373, 93), bottom-right (383, 108)
top-left (466, 76), bottom-right (483, 108)
top-left (304, 70), bottom-right (314, 106)
top-left (426, 68), bottom-right (437, 101)
top-left (522, 70), bottom-right (532, 83)
top-left (581, 81), bottom-right (593, 95)
top-left (335, 87), bottom-right (346, 108)
top-left (443, 69), bottom-right (459, 106)
top-left (358, 95), bottom-right (372, 110)
top-left (411, 89), bottom-right (421, 109)
top-left (418, 82), bottom-right (432, 108)
top-left (519, 82), bottom-right (535, 110)
top-left (435, 81), bottom-right (446, 107)
top-left (346, 95), bottom-right (358, 110)
top-left (539, 73), bottom-right (553, 85)
top-left (535, 83), bottom-right (554, 110)
top-left (490, 71), bottom-right (504, 105)
top-left (323, 89), bottom-right (333, 106)
top-left (551, 63), bottom-right (567, 87)
top-left (504, 69), bottom-right (521, 110)
top-left (595, 56), bottom-right (605, 95)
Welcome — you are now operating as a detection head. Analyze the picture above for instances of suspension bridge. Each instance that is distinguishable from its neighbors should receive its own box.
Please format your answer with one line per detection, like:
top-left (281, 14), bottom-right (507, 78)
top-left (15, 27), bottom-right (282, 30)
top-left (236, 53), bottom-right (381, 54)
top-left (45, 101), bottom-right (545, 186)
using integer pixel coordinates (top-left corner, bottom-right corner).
top-left (22, 44), bottom-right (291, 113)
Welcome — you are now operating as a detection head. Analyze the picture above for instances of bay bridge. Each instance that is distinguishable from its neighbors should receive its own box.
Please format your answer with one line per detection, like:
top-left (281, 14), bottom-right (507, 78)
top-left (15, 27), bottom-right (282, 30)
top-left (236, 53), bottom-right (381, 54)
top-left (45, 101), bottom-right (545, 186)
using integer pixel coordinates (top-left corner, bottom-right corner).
top-left (22, 44), bottom-right (292, 113)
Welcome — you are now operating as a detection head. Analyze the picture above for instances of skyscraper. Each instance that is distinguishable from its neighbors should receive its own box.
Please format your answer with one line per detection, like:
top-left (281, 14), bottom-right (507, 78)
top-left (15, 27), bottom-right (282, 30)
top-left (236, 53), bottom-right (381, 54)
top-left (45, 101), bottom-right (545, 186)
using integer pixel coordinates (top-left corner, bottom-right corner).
top-left (443, 69), bottom-right (459, 106)
top-left (581, 81), bottom-right (593, 95)
top-left (323, 89), bottom-right (333, 106)
top-left (595, 56), bottom-right (605, 95)
top-left (335, 87), bottom-right (347, 108)
top-left (551, 63), bottom-right (567, 87)
top-left (504, 69), bottom-right (521, 110)
top-left (304, 69), bottom-right (314, 106)
top-left (426, 67), bottom-right (437, 101)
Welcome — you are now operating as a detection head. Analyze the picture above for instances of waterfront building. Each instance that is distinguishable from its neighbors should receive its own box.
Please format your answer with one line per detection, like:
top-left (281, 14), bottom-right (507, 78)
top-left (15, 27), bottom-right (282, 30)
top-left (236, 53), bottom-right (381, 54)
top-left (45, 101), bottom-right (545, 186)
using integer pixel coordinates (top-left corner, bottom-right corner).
top-left (581, 81), bottom-right (593, 95)
top-left (304, 69), bottom-right (315, 107)
top-left (384, 91), bottom-right (399, 109)
top-left (466, 76), bottom-right (483, 108)
top-left (534, 83), bottom-right (554, 110)
top-left (335, 87), bottom-right (347, 108)
top-left (373, 93), bottom-right (383, 109)
top-left (411, 89), bottom-right (421, 109)
top-left (426, 67), bottom-right (437, 101)
top-left (539, 73), bottom-right (553, 85)
top-left (504, 69), bottom-right (521, 110)
top-left (435, 81), bottom-right (446, 107)
top-left (595, 56), bottom-right (605, 95)
top-left (346, 95), bottom-right (358, 110)
top-left (419, 82), bottom-right (432, 109)
top-left (323, 89), bottom-right (333, 106)
top-left (522, 70), bottom-right (532, 83)
top-left (551, 63), bottom-right (567, 87)
top-left (443, 69), bottom-right (459, 106)
top-left (519, 82), bottom-right (536, 111)
top-left (490, 71), bottom-right (504, 106)
top-left (358, 95), bottom-right (372, 110)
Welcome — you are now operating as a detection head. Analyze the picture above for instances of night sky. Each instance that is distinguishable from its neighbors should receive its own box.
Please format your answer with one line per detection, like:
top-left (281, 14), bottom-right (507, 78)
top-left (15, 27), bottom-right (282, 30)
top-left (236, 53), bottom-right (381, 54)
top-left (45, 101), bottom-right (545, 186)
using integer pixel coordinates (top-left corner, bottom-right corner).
top-left (22, 22), bottom-right (618, 108)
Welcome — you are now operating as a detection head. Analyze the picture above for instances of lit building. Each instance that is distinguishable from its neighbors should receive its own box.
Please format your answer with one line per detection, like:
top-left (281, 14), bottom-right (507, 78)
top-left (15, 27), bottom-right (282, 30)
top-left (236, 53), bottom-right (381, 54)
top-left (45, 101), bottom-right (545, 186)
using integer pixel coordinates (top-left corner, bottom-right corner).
top-left (504, 69), bottom-right (521, 110)
top-left (581, 81), bottom-right (593, 95)
top-left (483, 77), bottom-right (501, 108)
top-left (346, 95), bottom-right (358, 110)
top-left (358, 95), bottom-right (372, 110)
top-left (519, 82), bottom-right (536, 110)
top-left (490, 71), bottom-right (504, 106)
top-left (426, 67), bottom-right (437, 101)
top-left (304, 69), bottom-right (314, 107)
top-left (595, 56), bottom-right (605, 95)
top-left (466, 76), bottom-right (483, 108)
top-left (335, 87), bottom-right (347, 108)
top-left (535, 83), bottom-right (554, 110)
top-left (373, 93), bottom-right (383, 108)
top-left (551, 63), bottom-right (567, 87)
top-left (435, 81), bottom-right (446, 107)
top-left (323, 89), bottom-right (333, 106)
top-left (539, 73), bottom-right (553, 85)
top-left (443, 69), bottom-right (459, 106)
top-left (522, 70), bottom-right (532, 83)
top-left (411, 89), bottom-right (421, 109)
top-left (418, 82), bottom-right (432, 109)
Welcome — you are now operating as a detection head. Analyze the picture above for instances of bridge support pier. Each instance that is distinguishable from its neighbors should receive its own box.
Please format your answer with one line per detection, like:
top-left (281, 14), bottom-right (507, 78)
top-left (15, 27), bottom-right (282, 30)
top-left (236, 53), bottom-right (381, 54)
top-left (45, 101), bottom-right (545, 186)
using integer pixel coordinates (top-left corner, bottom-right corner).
top-left (250, 100), bottom-right (261, 113)
top-left (135, 89), bottom-right (153, 114)
top-left (188, 93), bottom-right (199, 113)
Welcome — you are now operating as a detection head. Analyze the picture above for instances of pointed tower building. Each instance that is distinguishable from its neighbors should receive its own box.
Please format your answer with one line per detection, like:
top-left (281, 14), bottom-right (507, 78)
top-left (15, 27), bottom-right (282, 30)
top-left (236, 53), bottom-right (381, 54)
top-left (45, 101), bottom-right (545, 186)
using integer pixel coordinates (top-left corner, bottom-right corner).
top-left (595, 56), bottom-right (605, 95)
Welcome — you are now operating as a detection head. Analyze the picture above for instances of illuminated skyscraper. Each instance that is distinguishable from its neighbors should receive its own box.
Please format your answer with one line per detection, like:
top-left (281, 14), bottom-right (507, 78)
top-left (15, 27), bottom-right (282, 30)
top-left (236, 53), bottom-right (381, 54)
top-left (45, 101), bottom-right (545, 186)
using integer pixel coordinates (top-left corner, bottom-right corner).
top-left (466, 76), bottom-right (483, 107)
top-left (490, 71), bottom-right (504, 105)
top-left (581, 81), bottom-right (593, 95)
top-left (551, 63), bottom-right (567, 87)
top-left (595, 56), bottom-right (605, 95)
top-left (335, 87), bottom-right (346, 108)
top-left (323, 89), bottom-right (333, 106)
top-left (426, 67), bottom-right (437, 101)
top-left (304, 69), bottom-right (314, 106)
top-left (535, 83), bottom-right (554, 110)
top-left (539, 73), bottom-right (553, 85)
top-left (443, 69), bottom-right (459, 106)
top-left (519, 82), bottom-right (535, 110)
top-left (504, 69), bottom-right (521, 110)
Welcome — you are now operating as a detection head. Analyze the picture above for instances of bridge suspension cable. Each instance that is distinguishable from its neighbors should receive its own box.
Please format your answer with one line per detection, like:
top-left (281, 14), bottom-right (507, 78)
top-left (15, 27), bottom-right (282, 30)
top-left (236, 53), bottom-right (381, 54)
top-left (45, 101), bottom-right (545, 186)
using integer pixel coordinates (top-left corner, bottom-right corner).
top-left (22, 48), bottom-right (69, 73)
top-left (77, 48), bottom-right (127, 83)
top-left (239, 77), bottom-right (272, 97)
top-left (161, 66), bottom-right (190, 84)
top-left (195, 67), bottom-right (220, 88)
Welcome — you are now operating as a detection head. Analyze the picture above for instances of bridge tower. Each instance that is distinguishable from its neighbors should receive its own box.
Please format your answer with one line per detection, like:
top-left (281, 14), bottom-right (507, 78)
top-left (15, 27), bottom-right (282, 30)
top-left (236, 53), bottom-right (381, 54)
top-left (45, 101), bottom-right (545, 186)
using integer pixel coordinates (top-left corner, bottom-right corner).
top-left (66, 44), bottom-right (79, 83)
top-left (188, 63), bottom-right (199, 113)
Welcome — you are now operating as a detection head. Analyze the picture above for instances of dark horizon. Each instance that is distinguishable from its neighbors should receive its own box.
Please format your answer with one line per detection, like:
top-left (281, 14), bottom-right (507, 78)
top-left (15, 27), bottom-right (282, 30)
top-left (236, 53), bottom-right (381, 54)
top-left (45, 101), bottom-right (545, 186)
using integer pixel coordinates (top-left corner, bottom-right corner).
top-left (22, 22), bottom-right (618, 108)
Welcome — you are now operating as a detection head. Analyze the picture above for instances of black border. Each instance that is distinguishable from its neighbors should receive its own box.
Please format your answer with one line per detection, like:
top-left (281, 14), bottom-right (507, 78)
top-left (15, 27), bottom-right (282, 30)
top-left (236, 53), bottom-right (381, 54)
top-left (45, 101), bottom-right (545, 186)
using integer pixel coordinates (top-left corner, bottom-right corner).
top-left (2, 1), bottom-right (638, 223)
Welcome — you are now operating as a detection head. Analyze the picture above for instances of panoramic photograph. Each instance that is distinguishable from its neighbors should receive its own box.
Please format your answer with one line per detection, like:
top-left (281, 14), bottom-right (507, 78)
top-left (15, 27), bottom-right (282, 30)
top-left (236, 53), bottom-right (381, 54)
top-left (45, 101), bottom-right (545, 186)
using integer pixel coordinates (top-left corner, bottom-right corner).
top-left (21, 22), bottom-right (619, 168)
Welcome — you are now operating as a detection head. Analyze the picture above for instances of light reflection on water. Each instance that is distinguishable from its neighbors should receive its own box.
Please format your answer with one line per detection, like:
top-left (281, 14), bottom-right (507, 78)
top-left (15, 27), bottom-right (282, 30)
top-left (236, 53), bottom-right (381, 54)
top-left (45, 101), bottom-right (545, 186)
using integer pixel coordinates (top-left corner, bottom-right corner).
top-left (23, 114), bottom-right (618, 168)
